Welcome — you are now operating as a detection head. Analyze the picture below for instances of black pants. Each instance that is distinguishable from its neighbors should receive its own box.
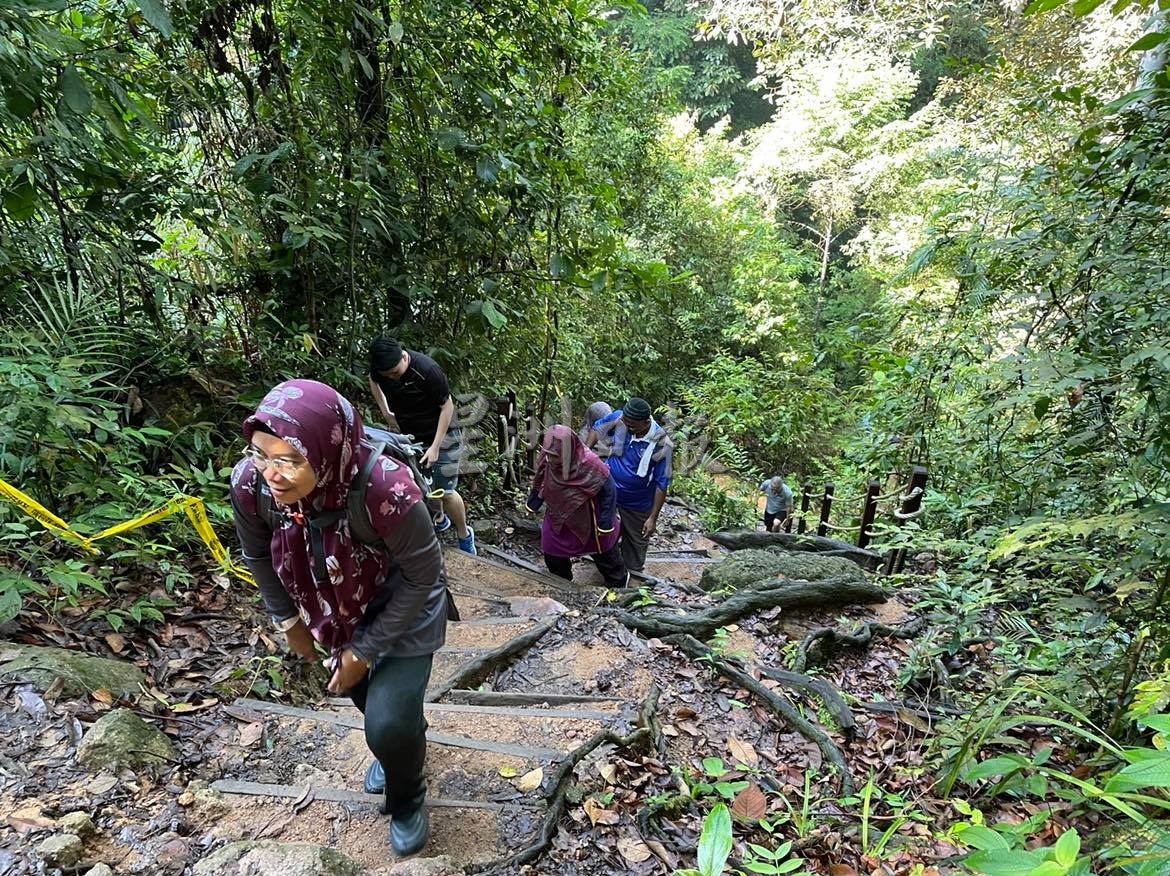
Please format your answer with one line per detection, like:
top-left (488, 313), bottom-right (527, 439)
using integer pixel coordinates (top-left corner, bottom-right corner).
top-left (349, 652), bottom-right (433, 817)
top-left (544, 542), bottom-right (628, 587)
top-left (763, 512), bottom-right (790, 532)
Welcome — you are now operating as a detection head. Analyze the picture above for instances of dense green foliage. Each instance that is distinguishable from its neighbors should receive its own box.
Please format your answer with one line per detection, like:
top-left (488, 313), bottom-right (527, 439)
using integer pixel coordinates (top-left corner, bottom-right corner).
top-left (3, 0), bottom-right (1170, 869)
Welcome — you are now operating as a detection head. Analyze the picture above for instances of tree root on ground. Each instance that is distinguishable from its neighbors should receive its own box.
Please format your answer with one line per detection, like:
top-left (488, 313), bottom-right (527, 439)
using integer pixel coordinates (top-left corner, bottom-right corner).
top-left (709, 530), bottom-right (883, 570)
top-left (663, 635), bottom-right (854, 794)
top-left (473, 684), bottom-right (663, 873)
top-left (600, 575), bottom-right (888, 639)
top-left (426, 618), bottom-right (556, 702)
top-left (791, 616), bottom-right (926, 673)
top-left (756, 665), bottom-right (857, 739)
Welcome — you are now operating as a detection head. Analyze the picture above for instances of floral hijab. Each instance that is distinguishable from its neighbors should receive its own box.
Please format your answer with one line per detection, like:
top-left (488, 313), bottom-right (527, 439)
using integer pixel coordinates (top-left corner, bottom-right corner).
top-left (534, 424), bottom-right (611, 543)
top-left (230, 380), bottom-right (420, 652)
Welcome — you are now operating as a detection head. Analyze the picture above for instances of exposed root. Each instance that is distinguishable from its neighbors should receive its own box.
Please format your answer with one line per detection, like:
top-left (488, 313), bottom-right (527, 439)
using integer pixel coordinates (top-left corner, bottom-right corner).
top-left (600, 575), bottom-right (888, 639)
top-left (425, 618), bottom-right (556, 702)
top-left (791, 616), bottom-right (926, 673)
top-left (756, 665), bottom-right (857, 739)
top-left (709, 530), bottom-right (882, 570)
top-left (664, 634), bottom-right (854, 794)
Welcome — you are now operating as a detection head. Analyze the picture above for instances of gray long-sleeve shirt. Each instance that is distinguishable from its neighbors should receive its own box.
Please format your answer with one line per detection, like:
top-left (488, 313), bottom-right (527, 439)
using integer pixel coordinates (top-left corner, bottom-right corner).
top-left (232, 499), bottom-right (449, 662)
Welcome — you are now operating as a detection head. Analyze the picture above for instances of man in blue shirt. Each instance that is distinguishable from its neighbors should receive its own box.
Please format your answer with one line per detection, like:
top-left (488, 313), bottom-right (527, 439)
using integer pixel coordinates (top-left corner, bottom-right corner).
top-left (761, 476), bottom-right (794, 532)
top-left (586, 397), bottom-right (672, 573)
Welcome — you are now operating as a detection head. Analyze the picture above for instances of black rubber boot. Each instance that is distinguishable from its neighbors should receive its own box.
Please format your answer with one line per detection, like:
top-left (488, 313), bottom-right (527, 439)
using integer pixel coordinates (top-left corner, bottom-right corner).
top-left (390, 806), bottom-right (429, 856)
top-left (363, 759), bottom-right (385, 795)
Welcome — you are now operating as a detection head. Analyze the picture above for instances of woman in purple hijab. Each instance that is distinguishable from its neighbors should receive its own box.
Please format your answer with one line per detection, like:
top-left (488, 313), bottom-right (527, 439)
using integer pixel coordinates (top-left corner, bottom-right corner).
top-left (525, 425), bottom-right (629, 588)
top-left (230, 379), bottom-right (445, 856)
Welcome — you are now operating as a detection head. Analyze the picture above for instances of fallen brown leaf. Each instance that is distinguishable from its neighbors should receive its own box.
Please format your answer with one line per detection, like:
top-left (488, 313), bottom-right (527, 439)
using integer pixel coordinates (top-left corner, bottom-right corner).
top-left (7, 812), bottom-right (55, 834)
top-left (516, 767), bottom-right (543, 793)
top-left (92, 688), bottom-right (113, 706)
top-left (644, 838), bottom-right (678, 869)
top-left (616, 835), bottom-right (653, 863)
top-left (583, 798), bottom-right (619, 826)
top-left (598, 763), bottom-right (618, 784)
top-left (104, 633), bottom-right (126, 654)
top-left (238, 722), bottom-right (265, 747)
top-left (829, 864), bottom-right (858, 876)
top-left (728, 734), bottom-right (758, 767)
top-left (731, 783), bottom-right (767, 822)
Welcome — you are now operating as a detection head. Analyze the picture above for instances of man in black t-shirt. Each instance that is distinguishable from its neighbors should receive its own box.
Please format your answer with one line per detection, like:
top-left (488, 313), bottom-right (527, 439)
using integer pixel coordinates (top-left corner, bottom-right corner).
top-left (368, 337), bottom-right (476, 555)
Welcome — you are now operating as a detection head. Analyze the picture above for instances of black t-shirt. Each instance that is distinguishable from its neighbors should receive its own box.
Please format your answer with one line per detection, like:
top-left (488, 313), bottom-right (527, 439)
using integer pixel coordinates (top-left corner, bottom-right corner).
top-left (370, 350), bottom-right (459, 445)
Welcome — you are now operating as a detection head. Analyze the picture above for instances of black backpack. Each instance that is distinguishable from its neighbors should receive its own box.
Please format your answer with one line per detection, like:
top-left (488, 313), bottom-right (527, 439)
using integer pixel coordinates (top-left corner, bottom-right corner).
top-left (254, 427), bottom-right (437, 582)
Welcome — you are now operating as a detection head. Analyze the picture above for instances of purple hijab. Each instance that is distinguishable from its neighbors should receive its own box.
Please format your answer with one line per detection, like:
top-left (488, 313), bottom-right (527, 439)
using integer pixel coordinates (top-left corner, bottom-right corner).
top-left (230, 380), bottom-right (421, 653)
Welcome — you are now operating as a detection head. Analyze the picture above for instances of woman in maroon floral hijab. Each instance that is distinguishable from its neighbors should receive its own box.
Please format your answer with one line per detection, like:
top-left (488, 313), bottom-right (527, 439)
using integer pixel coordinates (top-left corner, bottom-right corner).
top-left (230, 379), bottom-right (443, 856)
top-left (525, 424), bottom-right (629, 588)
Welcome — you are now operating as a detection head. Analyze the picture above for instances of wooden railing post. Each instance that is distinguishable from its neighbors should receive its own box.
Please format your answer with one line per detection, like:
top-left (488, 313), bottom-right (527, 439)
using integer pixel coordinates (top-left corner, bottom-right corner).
top-left (495, 394), bottom-right (514, 490)
top-left (857, 478), bottom-right (880, 548)
top-left (798, 482), bottom-right (812, 534)
top-left (884, 465), bottom-right (929, 574)
top-left (816, 482), bottom-right (834, 537)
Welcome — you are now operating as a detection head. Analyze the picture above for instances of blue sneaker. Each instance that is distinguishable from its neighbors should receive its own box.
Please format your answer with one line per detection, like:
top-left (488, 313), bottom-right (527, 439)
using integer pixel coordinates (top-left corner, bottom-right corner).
top-left (390, 806), bottom-right (429, 856)
top-left (457, 527), bottom-right (477, 556)
top-left (432, 512), bottom-right (451, 533)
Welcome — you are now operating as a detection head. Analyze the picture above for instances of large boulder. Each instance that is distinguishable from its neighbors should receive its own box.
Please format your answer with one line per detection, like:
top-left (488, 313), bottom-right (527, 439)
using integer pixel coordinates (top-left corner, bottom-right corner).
top-left (699, 548), bottom-right (864, 592)
top-left (77, 709), bottom-right (174, 771)
top-left (193, 841), bottom-right (362, 876)
top-left (0, 643), bottom-right (144, 697)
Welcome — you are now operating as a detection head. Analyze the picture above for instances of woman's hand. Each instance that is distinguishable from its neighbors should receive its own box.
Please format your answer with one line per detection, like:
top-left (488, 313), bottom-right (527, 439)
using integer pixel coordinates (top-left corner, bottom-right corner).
top-left (326, 649), bottom-right (370, 694)
top-left (284, 620), bottom-right (316, 660)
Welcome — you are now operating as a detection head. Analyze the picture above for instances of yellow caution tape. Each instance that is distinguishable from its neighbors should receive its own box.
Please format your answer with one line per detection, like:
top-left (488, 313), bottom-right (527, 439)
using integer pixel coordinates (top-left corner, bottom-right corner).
top-left (0, 477), bottom-right (255, 586)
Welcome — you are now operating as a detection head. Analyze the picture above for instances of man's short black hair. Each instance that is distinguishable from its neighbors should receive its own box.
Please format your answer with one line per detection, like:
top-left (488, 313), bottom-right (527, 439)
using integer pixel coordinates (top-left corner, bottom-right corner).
top-left (624, 397), bottom-right (652, 420)
top-left (369, 336), bottom-right (403, 372)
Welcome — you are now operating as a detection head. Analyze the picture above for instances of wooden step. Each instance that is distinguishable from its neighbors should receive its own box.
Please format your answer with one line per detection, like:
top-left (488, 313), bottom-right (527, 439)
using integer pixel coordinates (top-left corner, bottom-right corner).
top-left (211, 779), bottom-right (538, 810)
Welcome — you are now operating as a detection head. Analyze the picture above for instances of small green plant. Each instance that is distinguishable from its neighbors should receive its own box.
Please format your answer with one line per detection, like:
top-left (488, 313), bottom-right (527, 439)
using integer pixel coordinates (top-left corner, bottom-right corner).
top-left (674, 802), bottom-right (733, 876)
top-left (741, 837), bottom-right (807, 875)
top-left (630, 586), bottom-right (658, 608)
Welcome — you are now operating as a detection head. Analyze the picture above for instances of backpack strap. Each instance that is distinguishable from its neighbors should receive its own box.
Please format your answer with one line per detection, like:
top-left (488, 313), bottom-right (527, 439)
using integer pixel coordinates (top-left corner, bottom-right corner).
top-left (253, 468), bottom-right (286, 531)
top-left (345, 440), bottom-right (386, 546)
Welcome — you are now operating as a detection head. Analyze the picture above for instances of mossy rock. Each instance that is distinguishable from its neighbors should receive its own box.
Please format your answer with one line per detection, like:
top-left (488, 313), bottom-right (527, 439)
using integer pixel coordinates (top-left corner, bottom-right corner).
top-left (0, 643), bottom-right (144, 697)
top-left (194, 841), bottom-right (363, 876)
top-left (77, 709), bottom-right (174, 771)
top-left (699, 548), bottom-right (864, 591)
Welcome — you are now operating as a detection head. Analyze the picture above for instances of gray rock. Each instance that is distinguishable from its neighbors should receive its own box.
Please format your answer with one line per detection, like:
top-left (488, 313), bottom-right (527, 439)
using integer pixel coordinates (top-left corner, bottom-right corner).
top-left (59, 811), bottom-right (96, 837)
top-left (0, 643), bottom-right (144, 697)
top-left (77, 709), bottom-right (175, 772)
top-left (84, 866), bottom-right (115, 876)
top-left (699, 548), bottom-right (864, 591)
top-left (379, 855), bottom-right (462, 875)
top-left (178, 780), bottom-right (231, 818)
top-left (38, 834), bottom-right (84, 867)
top-left (193, 841), bottom-right (362, 876)
top-left (470, 519), bottom-right (498, 545)
top-left (509, 595), bottom-right (568, 616)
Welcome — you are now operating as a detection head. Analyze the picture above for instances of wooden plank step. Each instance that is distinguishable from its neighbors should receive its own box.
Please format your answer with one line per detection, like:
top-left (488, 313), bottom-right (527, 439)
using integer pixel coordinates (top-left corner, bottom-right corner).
top-left (320, 697), bottom-right (614, 721)
top-left (452, 616), bottom-right (534, 626)
top-left (445, 689), bottom-right (626, 707)
top-left (211, 779), bottom-right (538, 810)
top-left (235, 699), bottom-right (563, 758)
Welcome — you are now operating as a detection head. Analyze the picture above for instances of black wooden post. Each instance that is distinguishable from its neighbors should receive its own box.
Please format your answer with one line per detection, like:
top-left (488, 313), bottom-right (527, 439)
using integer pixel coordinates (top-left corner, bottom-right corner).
top-left (857, 478), bottom-right (880, 548)
top-left (817, 482), bottom-right (834, 537)
top-left (888, 465), bottom-right (928, 573)
top-left (495, 395), bottom-right (513, 489)
top-left (798, 481), bottom-right (812, 534)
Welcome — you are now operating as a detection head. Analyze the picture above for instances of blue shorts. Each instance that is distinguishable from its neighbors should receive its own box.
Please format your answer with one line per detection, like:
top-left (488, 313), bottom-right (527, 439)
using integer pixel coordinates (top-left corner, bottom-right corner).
top-left (422, 431), bottom-right (462, 496)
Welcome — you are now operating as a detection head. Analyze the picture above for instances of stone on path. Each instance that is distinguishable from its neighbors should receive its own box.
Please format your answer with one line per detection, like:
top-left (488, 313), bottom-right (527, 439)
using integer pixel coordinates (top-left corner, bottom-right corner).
top-left (0, 642), bottom-right (144, 697)
top-left (376, 855), bottom-right (463, 876)
top-left (193, 841), bottom-right (363, 876)
top-left (38, 834), bottom-right (84, 867)
top-left (699, 548), bottom-right (864, 591)
top-left (178, 779), bottom-right (231, 817)
top-left (59, 811), bottom-right (96, 837)
top-left (470, 519), bottom-right (498, 545)
top-left (84, 866), bottom-right (115, 876)
top-left (509, 595), bottom-right (567, 616)
top-left (77, 708), bottom-right (175, 771)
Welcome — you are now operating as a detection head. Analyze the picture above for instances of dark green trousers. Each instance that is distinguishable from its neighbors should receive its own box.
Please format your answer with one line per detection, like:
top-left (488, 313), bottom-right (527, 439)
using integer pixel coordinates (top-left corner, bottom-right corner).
top-left (349, 652), bottom-right (433, 817)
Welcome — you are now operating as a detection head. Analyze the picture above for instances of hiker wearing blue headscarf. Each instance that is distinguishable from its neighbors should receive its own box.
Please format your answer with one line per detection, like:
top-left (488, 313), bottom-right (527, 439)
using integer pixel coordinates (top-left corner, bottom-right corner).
top-left (586, 397), bottom-right (672, 572)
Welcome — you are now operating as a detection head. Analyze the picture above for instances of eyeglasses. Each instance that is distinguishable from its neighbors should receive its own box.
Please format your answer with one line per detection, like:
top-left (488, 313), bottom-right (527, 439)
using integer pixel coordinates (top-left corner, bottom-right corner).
top-left (241, 446), bottom-right (307, 477)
